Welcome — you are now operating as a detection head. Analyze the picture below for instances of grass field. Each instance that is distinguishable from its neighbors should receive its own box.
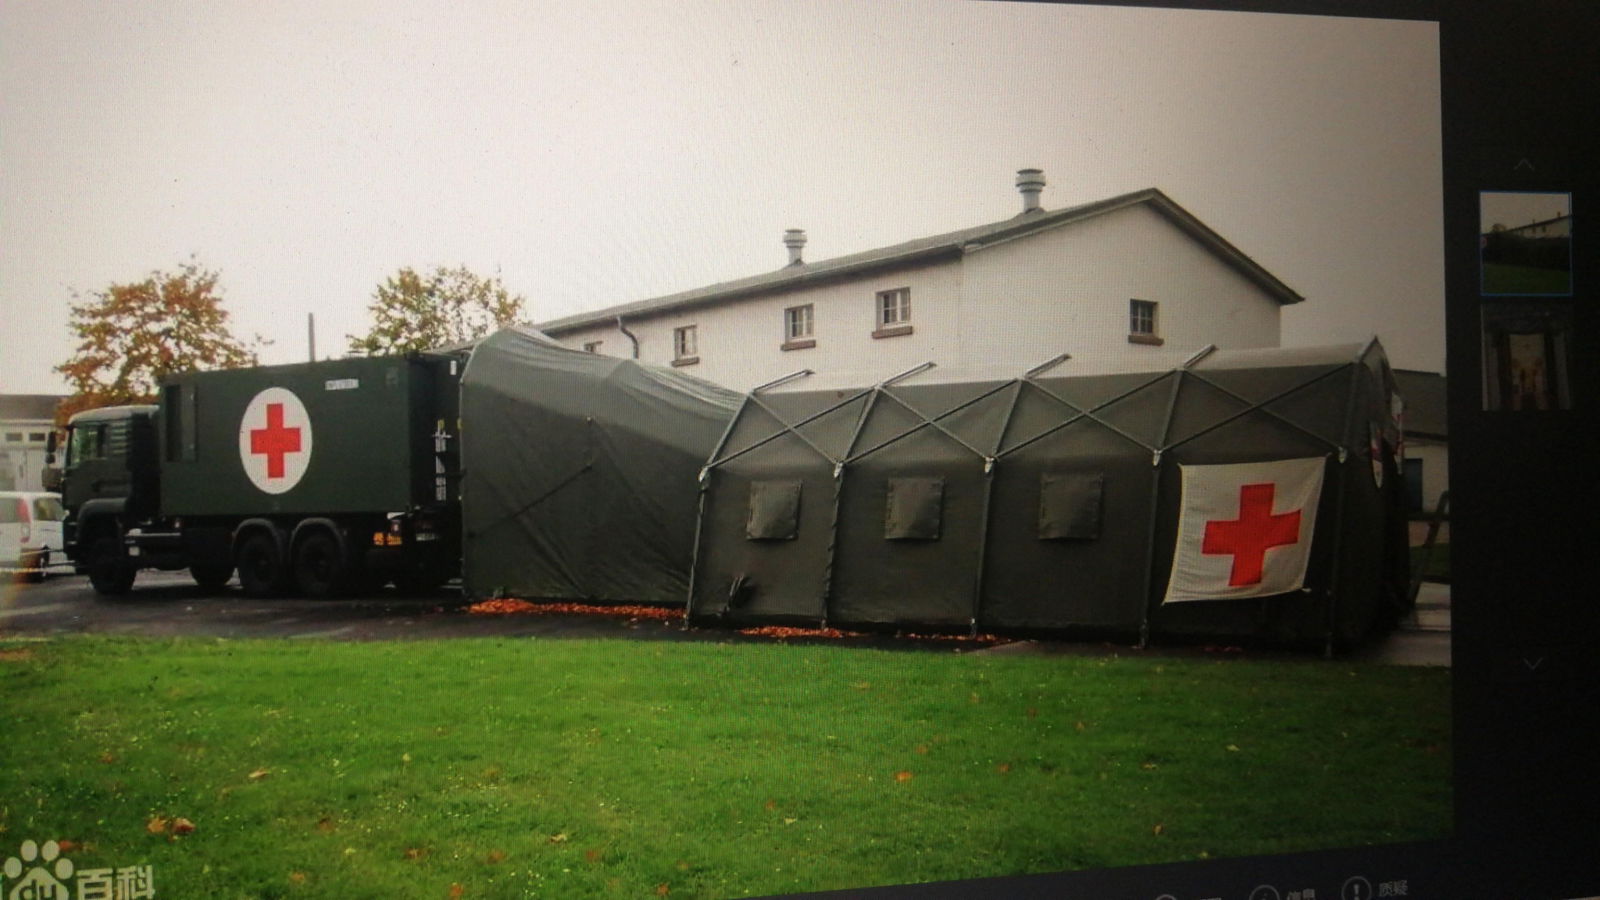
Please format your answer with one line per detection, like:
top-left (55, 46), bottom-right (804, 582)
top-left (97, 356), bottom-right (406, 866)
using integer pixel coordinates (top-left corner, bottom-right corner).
top-left (0, 636), bottom-right (1450, 899)
top-left (1482, 261), bottom-right (1572, 294)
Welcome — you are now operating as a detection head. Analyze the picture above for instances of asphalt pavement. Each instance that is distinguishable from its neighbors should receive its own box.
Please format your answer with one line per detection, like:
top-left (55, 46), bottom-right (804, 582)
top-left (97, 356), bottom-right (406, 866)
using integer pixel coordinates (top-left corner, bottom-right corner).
top-left (0, 569), bottom-right (1450, 665)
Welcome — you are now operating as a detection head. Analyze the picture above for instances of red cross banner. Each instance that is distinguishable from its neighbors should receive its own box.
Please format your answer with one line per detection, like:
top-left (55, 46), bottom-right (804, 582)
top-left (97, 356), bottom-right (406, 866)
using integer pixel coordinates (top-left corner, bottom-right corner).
top-left (1162, 457), bottom-right (1326, 603)
top-left (237, 387), bottom-right (314, 495)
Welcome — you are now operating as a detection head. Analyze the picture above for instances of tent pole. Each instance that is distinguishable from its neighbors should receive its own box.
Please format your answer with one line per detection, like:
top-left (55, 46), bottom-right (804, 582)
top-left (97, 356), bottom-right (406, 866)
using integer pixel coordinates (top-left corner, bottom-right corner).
top-left (1140, 369), bottom-right (1188, 649)
top-left (971, 457), bottom-right (997, 637)
top-left (1324, 363), bottom-right (1365, 658)
top-left (1138, 452), bottom-right (1163, 650)
top-left (819, 463), bottom-right (846, 628)
top-left (820, 390), bottom-right (883, 627)
top-left (686, 395), bottom-right (750, 627)
top-left (1322, 454), bottom-right (1349, 659)
top-left (685, 466), bottom-right (711, 629)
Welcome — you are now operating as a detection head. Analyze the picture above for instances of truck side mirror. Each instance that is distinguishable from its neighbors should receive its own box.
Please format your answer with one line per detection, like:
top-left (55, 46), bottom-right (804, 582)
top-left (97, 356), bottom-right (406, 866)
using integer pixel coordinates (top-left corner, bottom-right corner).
top-left (46, 429), bottom-right (58, 465)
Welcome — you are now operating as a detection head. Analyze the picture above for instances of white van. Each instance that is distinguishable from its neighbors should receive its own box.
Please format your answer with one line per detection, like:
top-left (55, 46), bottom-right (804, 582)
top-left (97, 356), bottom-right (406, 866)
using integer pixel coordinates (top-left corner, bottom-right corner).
top-left (1, 491), bottom-right (65, 580)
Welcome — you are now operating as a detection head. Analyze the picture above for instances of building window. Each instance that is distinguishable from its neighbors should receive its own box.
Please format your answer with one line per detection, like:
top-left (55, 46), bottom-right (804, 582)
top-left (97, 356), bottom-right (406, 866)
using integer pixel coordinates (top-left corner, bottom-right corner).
top-left (1128, 299), bottom-right (1163, 346)
top-left (3, 432), bottom-right (21, 443)
top-left (28, 432), bottom-right (48, 444)
top-left (583, 341), bottom-right (603, 354)
top-left (782, 305), bottom-right (816, 351)
top-left (672, 325), bottom-right (699, 366)
top-left (874, 288), bottom-right (913, 338)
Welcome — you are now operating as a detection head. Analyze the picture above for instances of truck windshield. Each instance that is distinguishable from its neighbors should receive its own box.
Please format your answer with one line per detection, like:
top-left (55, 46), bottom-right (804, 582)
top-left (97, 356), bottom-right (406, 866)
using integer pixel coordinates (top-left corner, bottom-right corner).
top-left (67, 424), bottom-right (107, 466)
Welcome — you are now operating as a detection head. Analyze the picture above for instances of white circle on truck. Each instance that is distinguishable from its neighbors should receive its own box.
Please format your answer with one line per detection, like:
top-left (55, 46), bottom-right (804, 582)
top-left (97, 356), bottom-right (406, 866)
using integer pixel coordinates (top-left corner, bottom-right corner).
top-left (238, 387), bottom-right (314, 495)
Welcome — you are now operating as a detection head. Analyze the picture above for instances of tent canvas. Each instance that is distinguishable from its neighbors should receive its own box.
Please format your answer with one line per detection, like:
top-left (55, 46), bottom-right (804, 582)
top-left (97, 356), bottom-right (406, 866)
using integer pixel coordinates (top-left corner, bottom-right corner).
top-left (459, 327), bottom-right (741, 605)
top-left (687, 340), bottom-right (1410, 647)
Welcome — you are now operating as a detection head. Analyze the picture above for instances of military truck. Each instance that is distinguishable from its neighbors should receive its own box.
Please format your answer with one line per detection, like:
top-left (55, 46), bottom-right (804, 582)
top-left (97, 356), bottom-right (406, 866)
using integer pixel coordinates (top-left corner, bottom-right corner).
top-left (52, 354), bottom-right (463, 597)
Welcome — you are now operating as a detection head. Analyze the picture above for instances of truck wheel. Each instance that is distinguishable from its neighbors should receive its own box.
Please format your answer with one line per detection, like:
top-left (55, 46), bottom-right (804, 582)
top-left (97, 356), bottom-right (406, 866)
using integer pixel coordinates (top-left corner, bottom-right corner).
top-left (191, 563), bottom-right (234, 593)
top-left (87, 537), bottom-right (136, 595)
top-left (236, 532), bottom-right (289, 598)
top-left (293, 531), bottom-right (347, 598)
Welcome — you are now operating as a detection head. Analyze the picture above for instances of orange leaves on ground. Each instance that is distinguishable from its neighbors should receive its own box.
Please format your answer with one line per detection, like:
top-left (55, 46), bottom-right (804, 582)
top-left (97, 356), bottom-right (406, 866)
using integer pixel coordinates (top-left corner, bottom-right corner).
top-left (996, 763), bottom-right (1012, 774)
top-left (448, 884), bottom-right (465, 899)
top-left (404, 847), bottom-right (430, 861)
top-left (1026, 707), bottom-right (1038, 719)
top-left (738, 626), bottom-right (861, 639)
top-left (0, 648), bottom-right (35, 662)
top-left (248, 768), bottom-right (271, 780)
top-left (763, 799), bottom-right (777, 811)
top-left (583, 849), bottom-right (603, 864)
top-left (894, 770), bottom-right (914, 783)
top-left (913, 745), bottom-right (929, 755)
top-left (55, 840), bottom-right (79, 853)
top-left (289, 872), bottom-right (308, 885)
top-left (1152, 823), bottom-right (1166, 835)
top-left (655, 884), bottom-right (671, 896)
top-left (316, 817), bottom-right (336, 833)
top-left (467, 599), bottom-right (677, 619)
top-left (485, 849), bottom-right (507, 864)
top-left (98, 752), bottom-right (117, 764)
top-left (146, 816), bottom-right (194, 837)
top-left (547, 833), bottom-right (569, 844)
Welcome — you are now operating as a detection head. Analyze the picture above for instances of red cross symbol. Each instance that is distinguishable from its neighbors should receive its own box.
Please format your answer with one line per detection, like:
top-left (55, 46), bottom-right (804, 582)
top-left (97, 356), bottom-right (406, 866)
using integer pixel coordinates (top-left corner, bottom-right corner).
top-left (1201, 482), bottom-right (1302, 586)
top-left (249, 403), bottom-right (303, 479)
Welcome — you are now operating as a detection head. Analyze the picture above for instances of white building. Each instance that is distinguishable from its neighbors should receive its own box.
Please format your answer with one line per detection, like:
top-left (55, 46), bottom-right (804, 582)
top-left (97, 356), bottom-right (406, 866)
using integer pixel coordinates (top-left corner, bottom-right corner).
top-left (0, 395), bottom-right (63, 492)
top-left (538, 170), bottom-right (1305, 391)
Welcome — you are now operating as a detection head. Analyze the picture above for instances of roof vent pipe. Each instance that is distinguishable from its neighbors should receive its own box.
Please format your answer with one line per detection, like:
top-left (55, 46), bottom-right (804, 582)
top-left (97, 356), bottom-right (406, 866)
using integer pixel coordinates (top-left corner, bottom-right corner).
top-left (783, 229), bottom-right (807, 266)
top-left (1016, 168), bottom-right (1046, 214)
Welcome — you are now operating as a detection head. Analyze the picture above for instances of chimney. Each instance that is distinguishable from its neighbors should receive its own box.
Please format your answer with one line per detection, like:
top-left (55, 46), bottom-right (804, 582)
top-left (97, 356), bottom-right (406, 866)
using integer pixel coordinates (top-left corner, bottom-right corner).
top-left (783, 228), bottom-right (807, 266)
top-left (1016, 168), bottom-right (1046, 214)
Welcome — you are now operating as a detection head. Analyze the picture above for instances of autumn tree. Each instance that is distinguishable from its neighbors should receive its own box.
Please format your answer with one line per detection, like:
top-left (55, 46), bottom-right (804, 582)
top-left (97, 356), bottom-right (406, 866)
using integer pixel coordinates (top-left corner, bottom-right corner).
top-left (55, 260), bottom-right (262, 423)
top-left (347, 265), bottom-right (525, 356)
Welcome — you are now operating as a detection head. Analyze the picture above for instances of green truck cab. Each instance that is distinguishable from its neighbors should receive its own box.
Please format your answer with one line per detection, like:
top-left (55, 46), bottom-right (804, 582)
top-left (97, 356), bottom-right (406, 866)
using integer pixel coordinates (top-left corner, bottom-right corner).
top-left (54, 354), bottom-right (463, 597)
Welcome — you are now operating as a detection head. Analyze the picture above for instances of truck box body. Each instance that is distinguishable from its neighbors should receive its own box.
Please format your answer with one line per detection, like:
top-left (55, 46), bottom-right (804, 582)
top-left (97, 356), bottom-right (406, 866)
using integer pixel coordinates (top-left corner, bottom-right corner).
top-left (158, 355), bottom-right (461, 518)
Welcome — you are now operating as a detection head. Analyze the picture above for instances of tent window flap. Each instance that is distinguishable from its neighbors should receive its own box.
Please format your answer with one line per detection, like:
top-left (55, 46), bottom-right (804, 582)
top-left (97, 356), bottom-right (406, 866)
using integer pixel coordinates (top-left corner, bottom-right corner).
top-left (1039, 472), bottom-right (1104, 540)
top-left (747, 480), bottom-right (803, 540)
top-left (885, 477), bottom-right (944, 540)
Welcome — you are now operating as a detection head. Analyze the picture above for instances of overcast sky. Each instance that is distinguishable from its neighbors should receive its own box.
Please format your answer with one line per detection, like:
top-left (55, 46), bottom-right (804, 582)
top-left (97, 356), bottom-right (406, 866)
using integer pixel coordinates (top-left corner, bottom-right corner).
top-left (0, 1), bottom-right (1443, 396)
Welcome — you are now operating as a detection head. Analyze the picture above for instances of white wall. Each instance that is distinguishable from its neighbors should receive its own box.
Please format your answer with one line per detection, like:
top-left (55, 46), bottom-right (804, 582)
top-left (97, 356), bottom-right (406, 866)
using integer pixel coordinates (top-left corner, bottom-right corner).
top-left (557, 258), bottom-right (965, 391)
top-left (554, 202), bottom-right (1287, 390)
top-left (958, 203), bottom-right (1282, 372)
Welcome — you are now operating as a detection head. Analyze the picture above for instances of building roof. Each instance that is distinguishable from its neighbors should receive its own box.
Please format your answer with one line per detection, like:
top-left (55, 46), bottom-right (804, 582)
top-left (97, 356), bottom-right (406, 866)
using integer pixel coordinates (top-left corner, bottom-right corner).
top-left (538, 188), bottom-right (1306, 335)
top-left (0, 394), bottom-right (65, 422)
top-left (1392, 369), bottom-right (1447, 440)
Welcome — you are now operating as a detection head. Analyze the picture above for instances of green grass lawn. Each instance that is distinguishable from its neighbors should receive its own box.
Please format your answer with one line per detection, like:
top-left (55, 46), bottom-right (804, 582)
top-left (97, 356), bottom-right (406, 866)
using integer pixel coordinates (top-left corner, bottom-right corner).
top-left (0, 637), bottom-right (1450, 899)
top-left (1483, 261), bottom-right (1572, 294)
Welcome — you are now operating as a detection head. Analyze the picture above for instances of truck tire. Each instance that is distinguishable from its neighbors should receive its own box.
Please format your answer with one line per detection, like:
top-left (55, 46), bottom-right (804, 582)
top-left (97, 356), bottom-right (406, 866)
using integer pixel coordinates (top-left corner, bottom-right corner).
top-left (87, 537), bottom-right (136, 595)
top-left (293, 531), bottom-right (347, 598)
top-left (191, 563), bottom-right (235, 593)
top-left (236, 532), bottom-right (289, 598)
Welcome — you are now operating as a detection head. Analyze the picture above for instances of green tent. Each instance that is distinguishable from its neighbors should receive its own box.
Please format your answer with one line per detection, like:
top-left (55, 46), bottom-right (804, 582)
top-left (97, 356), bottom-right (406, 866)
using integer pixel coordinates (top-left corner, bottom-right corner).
top-left (687, 339), bottom-right (1411, 648)
top-left (459, 327), bottom-right (741, 604)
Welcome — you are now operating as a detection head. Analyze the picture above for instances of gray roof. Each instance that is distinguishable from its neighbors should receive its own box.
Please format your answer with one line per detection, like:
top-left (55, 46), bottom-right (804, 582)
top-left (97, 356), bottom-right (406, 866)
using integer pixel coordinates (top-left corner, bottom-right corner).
top-left (1392, 369), bottom-right (1447, 439)
top-left (538, 188), bottom-right (1306, 334)
top-left (0, 394), bottom-right (66, 422)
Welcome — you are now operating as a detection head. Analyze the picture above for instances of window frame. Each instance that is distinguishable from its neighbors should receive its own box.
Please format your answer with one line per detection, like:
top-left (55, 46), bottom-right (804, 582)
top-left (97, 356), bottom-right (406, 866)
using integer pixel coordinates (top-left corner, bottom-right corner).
top-left (1128, 299), bottom-right (1163, 346)
top-left (782, 304), bottom-right (816, 350)
top-left (873, 287), bottom-right (913, 338)
top-left (672, 325), bottom-right (700, 366)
